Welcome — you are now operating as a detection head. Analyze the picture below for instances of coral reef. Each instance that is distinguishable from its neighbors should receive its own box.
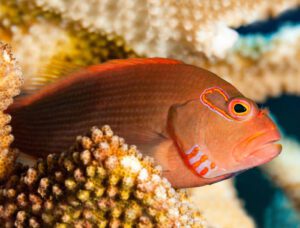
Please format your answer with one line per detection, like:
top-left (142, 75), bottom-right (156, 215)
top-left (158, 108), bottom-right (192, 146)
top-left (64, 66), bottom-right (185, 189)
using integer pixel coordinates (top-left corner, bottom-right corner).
top-left (30, 0), bottom-right (299, 58)
top-left (0, 126), bottom-right (206, 227)
top-left (201, 25), bottom-right (300, 101)
top-left (1, 1), bottom-right (300, 226)
top-left (263, 137), bottom-right (300, 212)
top-left (1, 1), bottom-right (300, 100)
top-left (0, 42), bottom-right (22, 181)
top-left (0, 0), bottom-right (137, 91)
top-left (188, 180), bottom-right (255, 228)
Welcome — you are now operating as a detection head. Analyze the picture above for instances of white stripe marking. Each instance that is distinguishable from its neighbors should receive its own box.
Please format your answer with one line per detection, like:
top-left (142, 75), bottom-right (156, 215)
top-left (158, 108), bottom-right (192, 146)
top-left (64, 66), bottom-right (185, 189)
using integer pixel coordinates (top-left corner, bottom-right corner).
top-left (185, 144), bottom-right (199, 155)
top-left (195, 160), bottom-right (210, 174)
top-left (189, 151), bottom-right (203, 164)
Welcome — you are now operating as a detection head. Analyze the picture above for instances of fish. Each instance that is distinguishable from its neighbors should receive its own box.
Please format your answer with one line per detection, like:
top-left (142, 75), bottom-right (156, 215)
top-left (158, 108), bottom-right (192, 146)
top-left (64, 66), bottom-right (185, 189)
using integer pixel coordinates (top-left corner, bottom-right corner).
top-left (7, 58), bottom-right (282, 188)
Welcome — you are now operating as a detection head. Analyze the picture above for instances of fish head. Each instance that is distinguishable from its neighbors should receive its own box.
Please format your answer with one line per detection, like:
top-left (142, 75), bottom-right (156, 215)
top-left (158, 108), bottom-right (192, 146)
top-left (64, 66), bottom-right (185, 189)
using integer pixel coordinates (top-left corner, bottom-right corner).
top-left (168, 86), bottom-right (281, 185)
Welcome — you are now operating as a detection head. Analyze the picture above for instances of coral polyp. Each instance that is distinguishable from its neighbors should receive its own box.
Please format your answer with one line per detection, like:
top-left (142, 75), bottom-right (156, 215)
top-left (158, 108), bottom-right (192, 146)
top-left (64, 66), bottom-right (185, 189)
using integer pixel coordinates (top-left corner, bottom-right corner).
top-left (0, 42), bottom-right (22, 181)
top-left (0, 126), bottom-right (205, 227)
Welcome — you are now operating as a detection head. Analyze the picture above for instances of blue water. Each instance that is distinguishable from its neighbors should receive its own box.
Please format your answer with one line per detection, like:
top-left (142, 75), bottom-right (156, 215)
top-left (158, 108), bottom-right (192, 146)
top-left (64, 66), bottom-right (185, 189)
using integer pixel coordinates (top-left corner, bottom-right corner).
top-left (234, 7), bottom-right (300, 227)
top-left (237, 95), bottom-right (300, 227)
top-left (236, 7), bottom-right (300, 35)
top-left (263, 95), bottom-right (300, 141)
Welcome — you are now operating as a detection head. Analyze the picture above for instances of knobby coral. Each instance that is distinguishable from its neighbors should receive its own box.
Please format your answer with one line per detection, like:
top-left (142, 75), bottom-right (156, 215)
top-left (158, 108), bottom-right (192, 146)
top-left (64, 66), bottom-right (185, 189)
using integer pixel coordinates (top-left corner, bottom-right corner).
top-left (188, 180), bottom-right (255, 228)
top-left (0, 42), bottom-right (23, 181)
top-left (0, 126), bottom-right (206, 227)
top-left (1, 0), bottom-right (300, 225)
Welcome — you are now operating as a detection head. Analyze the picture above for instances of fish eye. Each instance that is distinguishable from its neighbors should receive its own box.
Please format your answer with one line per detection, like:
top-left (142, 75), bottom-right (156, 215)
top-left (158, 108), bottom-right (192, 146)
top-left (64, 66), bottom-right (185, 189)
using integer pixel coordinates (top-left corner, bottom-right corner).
top-left (228, 98), bottom-right (252, 120)
top-left (234, 103), bottom-right (247, 114)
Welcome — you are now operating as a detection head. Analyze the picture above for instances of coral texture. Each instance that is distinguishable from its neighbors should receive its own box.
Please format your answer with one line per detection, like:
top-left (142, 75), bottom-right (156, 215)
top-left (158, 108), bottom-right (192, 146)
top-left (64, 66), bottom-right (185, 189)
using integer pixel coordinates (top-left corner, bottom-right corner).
top-left (263, 137), bottom-right (300, 212)
top-left (0, 0), bottom-right (137, 91)
top-left (0, 42), bottom-right (22, 181)
top-left (31, 0), bottom-right (299, 58)
top-left (1, 1), bottom-right (300, 100)
top-left (202, 25), bottom-right (300, 101)
top-left (1, 1), bottom-right (300, 225)
top-left (188, 180), bottom-right (255, 228)
top-left (0, 126), bottom-right (206, 227)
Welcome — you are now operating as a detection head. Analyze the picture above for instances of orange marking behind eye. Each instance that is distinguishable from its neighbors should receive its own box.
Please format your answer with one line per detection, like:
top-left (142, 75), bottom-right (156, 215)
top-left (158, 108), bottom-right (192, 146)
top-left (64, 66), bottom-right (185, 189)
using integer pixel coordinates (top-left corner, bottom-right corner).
top-left (200, 167), bottom-right (209, 176)
top-left (200, 87), bottom-right (233, 120)
top-left (192, 155), bottom-right (208, 168)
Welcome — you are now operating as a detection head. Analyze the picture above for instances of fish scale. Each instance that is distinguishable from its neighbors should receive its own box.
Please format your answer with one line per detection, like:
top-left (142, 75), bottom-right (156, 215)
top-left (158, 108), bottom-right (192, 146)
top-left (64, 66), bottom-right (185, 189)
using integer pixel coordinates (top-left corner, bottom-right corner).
top-left (7, 58), bottom-right (282, 188)
top-left (9, 59), bottom-right (231, 157)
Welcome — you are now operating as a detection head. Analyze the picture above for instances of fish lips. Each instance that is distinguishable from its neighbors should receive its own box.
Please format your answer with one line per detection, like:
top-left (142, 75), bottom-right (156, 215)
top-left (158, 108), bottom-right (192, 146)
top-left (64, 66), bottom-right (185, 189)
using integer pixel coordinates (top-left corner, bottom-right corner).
top-left (233, 130), bottom-right (282, 168)
top-left (244, 141), bottom-right (282, 166)
top-left (202, 131), bottom-right (281, 181)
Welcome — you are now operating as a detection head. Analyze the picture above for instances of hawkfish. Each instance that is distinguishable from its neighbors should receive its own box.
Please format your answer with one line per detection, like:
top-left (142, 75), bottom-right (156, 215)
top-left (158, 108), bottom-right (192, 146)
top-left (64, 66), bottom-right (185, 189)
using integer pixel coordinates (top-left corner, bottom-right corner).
top-left (7, 58), bottom-right (281, 188)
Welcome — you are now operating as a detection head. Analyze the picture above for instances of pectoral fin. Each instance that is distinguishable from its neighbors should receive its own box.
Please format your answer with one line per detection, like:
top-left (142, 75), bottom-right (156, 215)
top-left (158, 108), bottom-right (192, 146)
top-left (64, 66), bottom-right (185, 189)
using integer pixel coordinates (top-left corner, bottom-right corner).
top-left (121, 126), bottom-right (182, 173)
top-left (120, 126), bottom-right (168, 156)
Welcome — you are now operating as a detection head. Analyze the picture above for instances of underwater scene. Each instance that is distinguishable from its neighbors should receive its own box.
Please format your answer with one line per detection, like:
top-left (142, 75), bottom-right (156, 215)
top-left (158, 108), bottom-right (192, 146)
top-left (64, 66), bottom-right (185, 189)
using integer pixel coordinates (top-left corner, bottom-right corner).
top-left (0, 1), bottom-right (300, 227)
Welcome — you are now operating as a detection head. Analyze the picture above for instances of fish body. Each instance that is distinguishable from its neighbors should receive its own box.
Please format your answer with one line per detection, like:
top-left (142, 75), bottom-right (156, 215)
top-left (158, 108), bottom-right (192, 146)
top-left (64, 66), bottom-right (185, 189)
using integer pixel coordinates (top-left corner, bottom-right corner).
top-left (8, 58), bottom-right (281, 188)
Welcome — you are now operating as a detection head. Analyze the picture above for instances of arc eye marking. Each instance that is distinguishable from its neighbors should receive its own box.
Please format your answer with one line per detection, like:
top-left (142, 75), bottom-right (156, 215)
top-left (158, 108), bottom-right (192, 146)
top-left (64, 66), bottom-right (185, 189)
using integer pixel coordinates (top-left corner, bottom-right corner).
top-left (200, 87), bottom-right (234, 121)
top-left (183, 145), bottom-right (217, 178)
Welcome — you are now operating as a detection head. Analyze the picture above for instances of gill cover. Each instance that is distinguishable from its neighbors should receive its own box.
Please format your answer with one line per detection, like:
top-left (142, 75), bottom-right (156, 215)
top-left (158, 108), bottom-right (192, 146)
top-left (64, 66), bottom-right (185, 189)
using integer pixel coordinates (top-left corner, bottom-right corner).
top-left (168, 100), bottom-right (202, 153)
top-left (167, 100), bottom-right (218, 178)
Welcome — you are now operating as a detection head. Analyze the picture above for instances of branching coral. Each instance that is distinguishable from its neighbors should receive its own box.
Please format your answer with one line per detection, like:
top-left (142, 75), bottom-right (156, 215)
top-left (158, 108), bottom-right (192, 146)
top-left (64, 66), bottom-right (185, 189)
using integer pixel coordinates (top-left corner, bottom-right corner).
top-left (263, 137), bottom-right (300, 212)
top-left (1, 1), bottom-right (299, 225)
top-left (1, 0), bottom-right (300, 100)
top-left (201, 25), bottom-right (300, 101)
top-left (188, 180), bottom-right (255, 228)
top-left (0, 42), bottom-right (22, 181)
top-left (0, 126), bottom-right (206, 227)
top-left (31, 0), bottom-right (300, 58)
top-left (0, 0), bottom-right (138, 91)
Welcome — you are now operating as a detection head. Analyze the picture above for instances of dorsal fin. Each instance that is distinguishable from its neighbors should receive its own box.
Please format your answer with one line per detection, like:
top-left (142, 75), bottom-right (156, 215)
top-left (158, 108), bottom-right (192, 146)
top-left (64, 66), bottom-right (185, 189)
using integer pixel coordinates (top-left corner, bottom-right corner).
top-left (9, 58), bottom-right (183, 110)
top-left (23, 59), bottom-right (84, 94)
top-left (23, 58), bottom-right (183, 93)
top-left (87, 58), bottom-right (183, 73)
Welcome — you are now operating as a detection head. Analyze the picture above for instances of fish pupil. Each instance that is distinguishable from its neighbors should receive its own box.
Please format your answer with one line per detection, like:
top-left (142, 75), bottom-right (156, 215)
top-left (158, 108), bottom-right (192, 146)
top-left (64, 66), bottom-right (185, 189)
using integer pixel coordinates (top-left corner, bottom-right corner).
top-left (234, 104), bottom-right (247, 113)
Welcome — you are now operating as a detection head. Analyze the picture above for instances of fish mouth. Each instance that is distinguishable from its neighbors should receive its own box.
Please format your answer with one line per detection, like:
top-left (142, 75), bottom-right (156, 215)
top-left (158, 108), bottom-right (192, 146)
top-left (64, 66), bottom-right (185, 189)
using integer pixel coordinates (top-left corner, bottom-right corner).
top-left (203, 130), bottom-right (282, 180)
top-left (234, 129), bottom-right (282, 168)
top-left (245, 141), bottom-right (282, 166)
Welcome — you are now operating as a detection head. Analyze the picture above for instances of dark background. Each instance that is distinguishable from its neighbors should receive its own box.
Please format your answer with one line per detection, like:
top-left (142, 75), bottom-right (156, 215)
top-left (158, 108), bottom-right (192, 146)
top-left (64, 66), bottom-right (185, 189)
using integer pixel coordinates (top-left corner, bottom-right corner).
top-left (234, 8), bottom-right (300, 228)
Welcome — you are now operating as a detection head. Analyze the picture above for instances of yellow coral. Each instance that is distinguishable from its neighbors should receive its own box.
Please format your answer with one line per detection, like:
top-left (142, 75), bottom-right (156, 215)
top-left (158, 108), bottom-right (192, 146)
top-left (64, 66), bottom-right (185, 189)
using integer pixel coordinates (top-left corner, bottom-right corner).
top-left (0, 42), bottom-right (22, 181)
top-left (1, 1), bottom-right (299, 224)
top-left (0, 0), bottom-right (137, 91)
top-left (0, 126), bottom-right (206, 227)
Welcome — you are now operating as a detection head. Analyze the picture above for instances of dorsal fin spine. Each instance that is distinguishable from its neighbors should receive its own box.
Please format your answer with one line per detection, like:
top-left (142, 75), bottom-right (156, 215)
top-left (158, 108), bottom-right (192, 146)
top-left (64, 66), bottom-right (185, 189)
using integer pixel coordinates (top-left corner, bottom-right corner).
top-left (9, 58), bottom-right (183, 111)
top-left (87, 58), bottom-right (183, 73)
